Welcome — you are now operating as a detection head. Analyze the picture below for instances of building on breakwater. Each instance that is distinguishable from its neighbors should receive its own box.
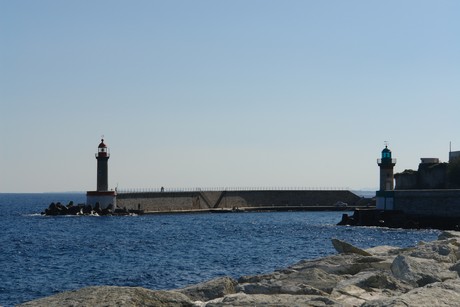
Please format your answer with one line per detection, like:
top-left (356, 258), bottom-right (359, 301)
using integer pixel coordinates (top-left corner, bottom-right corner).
top-left (339, 144), bottom-right (460, 229)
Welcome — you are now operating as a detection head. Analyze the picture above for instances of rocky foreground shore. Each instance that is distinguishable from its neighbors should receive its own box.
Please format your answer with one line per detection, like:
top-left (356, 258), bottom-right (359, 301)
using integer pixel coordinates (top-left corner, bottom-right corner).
top-left (19, 231), bottom-right (460, 306)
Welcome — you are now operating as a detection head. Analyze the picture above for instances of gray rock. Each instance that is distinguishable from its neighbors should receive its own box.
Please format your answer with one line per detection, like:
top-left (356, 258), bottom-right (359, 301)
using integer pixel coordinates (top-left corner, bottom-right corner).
top-left (362, 279), bottom-right (460, 307)
top-left (331, 238), bottom-right (372, 256)
top-left (237, 279), bottom-right (328, 296)
top-left (330, 271), bottom-right (412, 306)
top-left (438, 231), bottom-right (460, 240)
top-left (238, 267), bottom-right (343, 295)
top-left (347, 271), bottom-right (408, 291)
top-left (17, 286), bottom-right (194, 307)
top-left (176, 276), bottom-right (237, 302)
top-left (238, 272), bottom-right (281, 284)
top-left (205, 293), bottom-right (340, 307)
top-left (289, 253), bottom-right (391, 276)
top-left (448, 260), bottom-right (460, 277)
top-left (365, 245), bottom-right (400, 256)
top-left (390, 255), bottom-right (458, 287)
top-left (408, 240), bottom-right (458, 263)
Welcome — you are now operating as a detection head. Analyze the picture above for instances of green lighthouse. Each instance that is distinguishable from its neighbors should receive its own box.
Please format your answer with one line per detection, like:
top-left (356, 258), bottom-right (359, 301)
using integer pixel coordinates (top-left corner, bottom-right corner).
top-left (377, 145), bottom-right (396, 191)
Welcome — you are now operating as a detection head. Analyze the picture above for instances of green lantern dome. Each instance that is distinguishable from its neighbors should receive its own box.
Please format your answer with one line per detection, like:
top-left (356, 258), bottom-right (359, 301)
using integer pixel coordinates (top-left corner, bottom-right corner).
top-left (381, 146), bottom-right (392, 159)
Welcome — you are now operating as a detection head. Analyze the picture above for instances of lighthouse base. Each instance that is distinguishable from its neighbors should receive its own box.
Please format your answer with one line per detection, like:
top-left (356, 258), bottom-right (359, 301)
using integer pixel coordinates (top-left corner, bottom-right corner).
top-left (86, 191), bottom-right (117, 209)
top-left (376, 191), bottom-right (394, 210)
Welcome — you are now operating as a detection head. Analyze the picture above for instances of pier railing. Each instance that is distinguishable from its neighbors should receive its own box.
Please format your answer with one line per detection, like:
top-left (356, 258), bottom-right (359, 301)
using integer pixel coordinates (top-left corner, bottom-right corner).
top-left (116, 186), bottom-right (350, 194)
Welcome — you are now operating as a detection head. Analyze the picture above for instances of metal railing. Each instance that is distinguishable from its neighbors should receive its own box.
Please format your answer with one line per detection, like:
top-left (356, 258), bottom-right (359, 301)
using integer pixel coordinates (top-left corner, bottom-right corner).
top-left (377, 158), bottom-right (397, 164)
top-left (116, 186), bottom-right (350, 194)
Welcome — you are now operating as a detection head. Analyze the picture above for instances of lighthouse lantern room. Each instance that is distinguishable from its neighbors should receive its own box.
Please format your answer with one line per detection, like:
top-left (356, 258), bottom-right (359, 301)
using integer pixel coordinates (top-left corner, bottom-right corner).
top-left (86, 138), bottom-right (116, 209)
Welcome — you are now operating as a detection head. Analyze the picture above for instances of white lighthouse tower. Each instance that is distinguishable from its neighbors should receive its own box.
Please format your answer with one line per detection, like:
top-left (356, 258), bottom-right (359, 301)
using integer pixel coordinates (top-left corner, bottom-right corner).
top-left (86, 138), bottom-right (117, 209)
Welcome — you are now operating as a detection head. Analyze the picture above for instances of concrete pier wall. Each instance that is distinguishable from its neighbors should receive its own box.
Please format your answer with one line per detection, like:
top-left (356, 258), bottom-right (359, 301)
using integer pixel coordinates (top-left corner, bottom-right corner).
top-left (393, 189), bottom-right (460, 217)
top-left (116, 190), bottom-right (361, 213)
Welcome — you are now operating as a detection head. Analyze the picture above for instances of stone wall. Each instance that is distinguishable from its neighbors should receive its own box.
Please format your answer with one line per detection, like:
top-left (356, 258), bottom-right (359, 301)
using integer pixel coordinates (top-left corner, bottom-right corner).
top-left (418, 163), bottom-right (448, 189)
top-left (116, 192), bottom-right (206, 212)
top-left (116, 190), bottom-right (361, 212)
top-left (395, 162), bottom-right (448, 190)
top-left (216, 190), bottom-right (360, 209)
top-left (394, 170), bottom-right (417, 189)
top-left (394, 189), bottom-right (460, 217)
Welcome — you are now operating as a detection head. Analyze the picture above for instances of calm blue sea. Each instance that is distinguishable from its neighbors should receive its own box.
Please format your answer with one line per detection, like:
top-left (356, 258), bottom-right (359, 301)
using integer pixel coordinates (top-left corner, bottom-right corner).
top-left (0, 193), bottom-right (439, 307)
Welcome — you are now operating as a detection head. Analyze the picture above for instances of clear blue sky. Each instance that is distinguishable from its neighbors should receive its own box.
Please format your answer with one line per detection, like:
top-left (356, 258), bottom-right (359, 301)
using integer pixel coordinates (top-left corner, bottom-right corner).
top-left (1, 1), bottom-right (459, 193)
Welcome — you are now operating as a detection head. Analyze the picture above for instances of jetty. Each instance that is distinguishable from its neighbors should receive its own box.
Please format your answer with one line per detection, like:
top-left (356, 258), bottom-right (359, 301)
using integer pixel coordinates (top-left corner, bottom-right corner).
top-left (115, 188), bottom-right (372, 214)
top-left (42, 188), bottom-right (374, 216)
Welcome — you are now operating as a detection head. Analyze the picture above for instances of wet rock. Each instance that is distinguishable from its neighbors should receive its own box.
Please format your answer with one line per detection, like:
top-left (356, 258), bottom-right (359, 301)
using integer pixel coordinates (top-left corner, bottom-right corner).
top-left (66, 205), bottom-right (82, 215)
top-left (102, 203), bottom-right (115, 215)
top-left (82, 204), bottom-right (93, 214)
top-left (93, 202), bottom-right (102, 215)
top-left (45, 202), bottom-right (69, 216)
top-left (42, 201), bottom-right (139, 216)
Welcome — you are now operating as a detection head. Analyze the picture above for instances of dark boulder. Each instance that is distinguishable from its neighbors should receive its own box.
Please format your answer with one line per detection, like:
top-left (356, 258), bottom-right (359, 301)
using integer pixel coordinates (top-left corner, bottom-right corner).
top-left (82, 205), bottom-right (93, 215)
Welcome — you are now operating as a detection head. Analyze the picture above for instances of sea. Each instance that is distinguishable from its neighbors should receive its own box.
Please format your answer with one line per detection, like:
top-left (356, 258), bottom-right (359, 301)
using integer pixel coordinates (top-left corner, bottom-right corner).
top-left (0, 192), bottom-right (440, 307)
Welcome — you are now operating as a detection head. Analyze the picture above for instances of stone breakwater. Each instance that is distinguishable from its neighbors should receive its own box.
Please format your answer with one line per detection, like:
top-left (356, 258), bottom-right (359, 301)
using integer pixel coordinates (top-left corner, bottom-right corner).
top-left (19, 231), bottom-right (460, 307)
top-left (117, 190), bottom-right (366, 213)
top-left (338, 209), bottom-right (460, 231)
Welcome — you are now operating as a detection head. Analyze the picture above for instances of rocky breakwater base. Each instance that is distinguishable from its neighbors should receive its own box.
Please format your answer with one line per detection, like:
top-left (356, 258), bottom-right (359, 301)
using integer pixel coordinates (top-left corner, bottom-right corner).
top-left (338, 209), bottom-right (460, 230)
top-left (19, 231), bottom-right (460, 307)
top-left (42, 202), bottom-right (143, 216)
